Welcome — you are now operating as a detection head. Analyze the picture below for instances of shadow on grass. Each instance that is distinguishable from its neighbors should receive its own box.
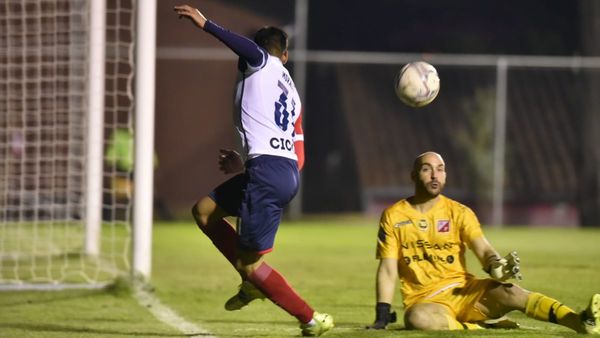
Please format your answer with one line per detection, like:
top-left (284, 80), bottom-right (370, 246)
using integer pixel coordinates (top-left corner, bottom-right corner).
top-left (1, 277), bottom-right (133, 307)
top-left (0, 322), bottom-right (203, 337)
top-left (203, 318), bottom-right (292, 325)
top-left (0, 289), bottom-right (106, 307)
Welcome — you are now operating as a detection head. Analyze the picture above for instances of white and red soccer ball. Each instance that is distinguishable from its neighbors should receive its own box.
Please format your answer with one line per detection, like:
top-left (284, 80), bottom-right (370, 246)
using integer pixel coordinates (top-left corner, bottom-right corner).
top-left (394, 61), bottom-right (440, 108)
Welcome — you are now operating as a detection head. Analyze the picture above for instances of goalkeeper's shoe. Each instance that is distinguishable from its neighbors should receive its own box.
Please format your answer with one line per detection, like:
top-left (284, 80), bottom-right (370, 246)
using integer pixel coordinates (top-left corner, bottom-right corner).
top-left (581, 293), bottom-right (600, 335)
top-left (480, 316), bottom-right (520, 329)
top-left (224, 281), bottom-right (265, 311)
top-left (300, 312), bottom-right (334, 337)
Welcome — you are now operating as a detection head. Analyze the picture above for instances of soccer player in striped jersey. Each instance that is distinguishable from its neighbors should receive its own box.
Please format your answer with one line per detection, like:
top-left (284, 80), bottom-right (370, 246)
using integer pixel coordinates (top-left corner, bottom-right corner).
top-left (174, 4), bottom-right (333, 337)
top-left (369, 151), bottom-right (599, 334)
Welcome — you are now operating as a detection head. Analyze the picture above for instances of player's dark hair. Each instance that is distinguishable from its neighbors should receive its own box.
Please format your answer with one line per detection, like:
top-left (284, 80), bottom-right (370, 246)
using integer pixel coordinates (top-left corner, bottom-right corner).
top-left (254, 26), bottom-right (288, 57)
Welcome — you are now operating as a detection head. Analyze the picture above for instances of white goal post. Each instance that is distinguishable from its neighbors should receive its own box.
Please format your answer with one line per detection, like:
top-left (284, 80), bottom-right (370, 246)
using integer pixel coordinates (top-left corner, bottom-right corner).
top-left (0, 0), bottom-right (156, 290)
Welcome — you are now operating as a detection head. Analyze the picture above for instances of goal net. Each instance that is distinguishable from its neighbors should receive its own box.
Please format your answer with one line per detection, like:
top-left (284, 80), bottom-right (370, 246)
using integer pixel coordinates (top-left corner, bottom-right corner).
top-left (0, 0), bottom-right (137, 289)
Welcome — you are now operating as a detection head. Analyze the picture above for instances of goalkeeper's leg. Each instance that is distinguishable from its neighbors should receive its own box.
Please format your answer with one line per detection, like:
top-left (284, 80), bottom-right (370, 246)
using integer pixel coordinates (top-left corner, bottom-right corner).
top-left (525, 292), bottom-right (599, 334)
top-left (404, 303), bottom-right (483, 330)
top-left (478, 282), bottom-right (587, 333)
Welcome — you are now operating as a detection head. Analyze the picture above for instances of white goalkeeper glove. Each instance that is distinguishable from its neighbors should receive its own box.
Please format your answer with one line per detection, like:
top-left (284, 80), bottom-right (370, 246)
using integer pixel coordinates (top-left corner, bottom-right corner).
top-left (485, 251), bottom-right (522, 281)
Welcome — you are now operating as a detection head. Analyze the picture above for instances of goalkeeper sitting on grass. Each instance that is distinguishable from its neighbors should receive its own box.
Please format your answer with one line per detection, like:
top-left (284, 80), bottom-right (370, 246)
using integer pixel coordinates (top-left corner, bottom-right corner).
top-left (368, 151), bottom-right (599, 334)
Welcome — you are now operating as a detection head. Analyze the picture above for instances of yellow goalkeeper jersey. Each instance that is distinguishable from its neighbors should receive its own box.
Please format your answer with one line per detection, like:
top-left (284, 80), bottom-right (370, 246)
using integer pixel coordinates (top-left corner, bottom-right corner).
top-left (376, 195), bottom-right (484, 307)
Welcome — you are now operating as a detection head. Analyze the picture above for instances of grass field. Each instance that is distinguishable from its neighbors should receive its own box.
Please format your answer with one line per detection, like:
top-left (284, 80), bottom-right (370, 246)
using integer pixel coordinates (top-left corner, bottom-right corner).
top-left (1, 217), bottom-right (599, 337)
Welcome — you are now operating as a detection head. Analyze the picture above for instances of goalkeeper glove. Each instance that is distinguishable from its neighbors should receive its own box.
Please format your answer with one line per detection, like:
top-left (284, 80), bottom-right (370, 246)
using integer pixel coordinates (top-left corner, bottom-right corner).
top-left (485, 251), bottom-right (523, 281)
top-left (366, 302), bottom-right (397, 330)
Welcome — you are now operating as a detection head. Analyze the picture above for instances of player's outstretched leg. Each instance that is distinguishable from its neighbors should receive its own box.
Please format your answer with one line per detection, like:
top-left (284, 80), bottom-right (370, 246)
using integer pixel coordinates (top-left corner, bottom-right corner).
top-left (240, 258), bottom-right (334, 336)
top-left (300, 312), bottom-right (335, 337)
top-left (581, 294), bottom-right (600, 334)
top-left (224, 280), bottom-right (266, 311)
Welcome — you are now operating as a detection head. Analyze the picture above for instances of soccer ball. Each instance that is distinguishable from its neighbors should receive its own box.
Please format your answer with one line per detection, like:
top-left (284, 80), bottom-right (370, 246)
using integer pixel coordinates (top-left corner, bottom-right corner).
top-left (394, 61), bottom-right (440, 108)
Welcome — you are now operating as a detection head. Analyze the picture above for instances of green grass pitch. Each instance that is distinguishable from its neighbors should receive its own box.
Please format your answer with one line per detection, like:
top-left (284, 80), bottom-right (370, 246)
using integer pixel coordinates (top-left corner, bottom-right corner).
top-left (1, 217), bottom-right (599, 337)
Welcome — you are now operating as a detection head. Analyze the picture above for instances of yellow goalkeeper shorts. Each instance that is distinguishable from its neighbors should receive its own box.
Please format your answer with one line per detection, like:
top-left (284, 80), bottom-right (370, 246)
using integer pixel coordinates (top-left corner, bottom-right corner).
top-left (407, 278), bottom-right (497, 323)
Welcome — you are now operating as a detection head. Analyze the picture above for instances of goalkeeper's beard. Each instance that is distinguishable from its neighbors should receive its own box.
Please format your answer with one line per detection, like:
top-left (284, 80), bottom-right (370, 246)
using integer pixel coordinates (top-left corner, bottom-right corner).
top-left (417, 180), bottom-right (444, 198)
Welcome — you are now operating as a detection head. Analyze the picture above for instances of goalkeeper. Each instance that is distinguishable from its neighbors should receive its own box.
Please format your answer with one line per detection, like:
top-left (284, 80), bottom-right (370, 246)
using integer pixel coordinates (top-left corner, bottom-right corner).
top-left (368, 151), bottom-right (599, 334)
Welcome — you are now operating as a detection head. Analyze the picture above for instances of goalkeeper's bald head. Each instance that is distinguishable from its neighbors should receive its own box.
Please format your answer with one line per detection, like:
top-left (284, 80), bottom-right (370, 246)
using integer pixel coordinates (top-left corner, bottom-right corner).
top-left (412, 151), bottom-right (445, 173)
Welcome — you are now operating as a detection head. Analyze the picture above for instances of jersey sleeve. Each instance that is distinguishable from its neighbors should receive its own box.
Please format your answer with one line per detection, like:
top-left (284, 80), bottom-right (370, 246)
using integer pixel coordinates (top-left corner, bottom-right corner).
top-left (459, 205), bottom-right (484, 246)
top-left (293, 113), bottom-right (305, 171)
top-left (376, 208), bottom-right (400, 259)
top-left (203, 20), bottom-right (266, 69)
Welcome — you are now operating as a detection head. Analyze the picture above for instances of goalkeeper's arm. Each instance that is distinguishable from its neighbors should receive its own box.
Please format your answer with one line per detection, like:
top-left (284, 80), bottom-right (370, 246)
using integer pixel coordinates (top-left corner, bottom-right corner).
top-left (470, 236), bottom-right (522, 281)
top-left (367, 258), bottom-right (398, 329)
top-left (484, 251), bottom-right (522, 281)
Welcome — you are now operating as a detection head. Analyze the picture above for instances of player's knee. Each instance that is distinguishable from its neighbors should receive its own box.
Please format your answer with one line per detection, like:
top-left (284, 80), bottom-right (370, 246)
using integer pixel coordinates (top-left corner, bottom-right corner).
top-left (500, 283), bottom-right (528, 308)
top-left (191, 197), bottom-right (213, 228)
top-left (404, 307), bottom-right (444, 330)
top-left (190, 201), bottom-right (203, 226)
top-left (483, 281), bottom-right (528, 313)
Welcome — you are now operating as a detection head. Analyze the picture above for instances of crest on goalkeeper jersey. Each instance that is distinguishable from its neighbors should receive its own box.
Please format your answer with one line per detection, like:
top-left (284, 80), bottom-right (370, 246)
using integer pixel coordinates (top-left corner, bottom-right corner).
top-left (437, 220), bottom-right (450, 233)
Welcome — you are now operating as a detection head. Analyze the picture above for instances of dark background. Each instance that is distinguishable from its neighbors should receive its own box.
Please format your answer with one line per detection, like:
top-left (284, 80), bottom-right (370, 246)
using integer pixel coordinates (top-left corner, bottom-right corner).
top-left (229, 0), bottom-right (581, 55)
top-left (154, 1), bottom-right (600, 225)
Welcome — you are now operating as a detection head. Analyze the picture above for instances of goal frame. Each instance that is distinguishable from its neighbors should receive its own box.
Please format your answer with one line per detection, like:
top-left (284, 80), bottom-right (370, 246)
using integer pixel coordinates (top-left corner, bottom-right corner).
top-left (88, 0), bottom-right (156, 281)
top-left (132, 0), bottom-right (157, 280)
top-left (87, 0), bottom-right (157, 283)
top-left (0, 0), bottom-right (156, 291)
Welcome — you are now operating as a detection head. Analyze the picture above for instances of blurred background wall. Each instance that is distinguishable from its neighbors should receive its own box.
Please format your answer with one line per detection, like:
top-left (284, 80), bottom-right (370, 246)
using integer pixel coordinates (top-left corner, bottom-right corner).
top-left (153, 0), bottom-right (600, 226)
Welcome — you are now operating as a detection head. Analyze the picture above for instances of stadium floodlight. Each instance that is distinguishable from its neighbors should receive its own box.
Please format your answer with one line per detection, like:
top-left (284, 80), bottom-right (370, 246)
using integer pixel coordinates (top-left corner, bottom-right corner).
top-left (0, 0), bottom-right (156, 290)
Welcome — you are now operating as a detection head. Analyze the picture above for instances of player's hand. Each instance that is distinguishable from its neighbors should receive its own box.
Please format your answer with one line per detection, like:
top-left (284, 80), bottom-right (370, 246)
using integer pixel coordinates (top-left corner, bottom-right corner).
top-left (486, 251), bottom-right (522, 281)
top-left (174, 5), bottom-right (207, 29)
top-left (366, 303), bottom-right (397, 330)
top-left (218, 149), bottom-right (244, 174)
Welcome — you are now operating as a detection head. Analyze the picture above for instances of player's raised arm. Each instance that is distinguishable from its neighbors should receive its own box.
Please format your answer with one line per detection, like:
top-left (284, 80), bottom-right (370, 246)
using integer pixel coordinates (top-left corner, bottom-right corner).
top-left (173, 5), bottom-right (207, 29)
top-left (173, 4), bottom-right (265, 68)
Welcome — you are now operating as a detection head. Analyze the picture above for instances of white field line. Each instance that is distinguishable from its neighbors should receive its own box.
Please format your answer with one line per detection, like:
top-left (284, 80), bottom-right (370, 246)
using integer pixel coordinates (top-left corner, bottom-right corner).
top-left (133, 283), bottom-right (217, 338)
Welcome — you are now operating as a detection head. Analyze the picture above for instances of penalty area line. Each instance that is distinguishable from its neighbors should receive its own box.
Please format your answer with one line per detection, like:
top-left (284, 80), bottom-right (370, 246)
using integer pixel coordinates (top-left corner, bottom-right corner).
top-left (133, 283), bottom-right (217, 338)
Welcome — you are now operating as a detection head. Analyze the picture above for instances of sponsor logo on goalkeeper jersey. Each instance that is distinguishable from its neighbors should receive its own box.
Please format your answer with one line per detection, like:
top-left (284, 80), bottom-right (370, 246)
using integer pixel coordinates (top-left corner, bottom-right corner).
top-left (401, 240), bottom-right (456, 250)
top-left (393, 220), bottom-right (412, 228)
top-left (436, 220), bottom-right (450, 233)
top-left (403, 254), bottom-right (455, 265)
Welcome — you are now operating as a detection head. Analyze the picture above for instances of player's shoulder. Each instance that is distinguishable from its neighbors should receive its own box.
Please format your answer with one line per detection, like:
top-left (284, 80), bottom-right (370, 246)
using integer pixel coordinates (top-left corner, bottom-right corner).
top-left (440, 195), bottom-right (475, 215)
top-left (382, 198), bottom-right (411, 217)
top-left (264, 52), bottom-right (283, 68)
top-left (242, 48), bottom-right (269, 74)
